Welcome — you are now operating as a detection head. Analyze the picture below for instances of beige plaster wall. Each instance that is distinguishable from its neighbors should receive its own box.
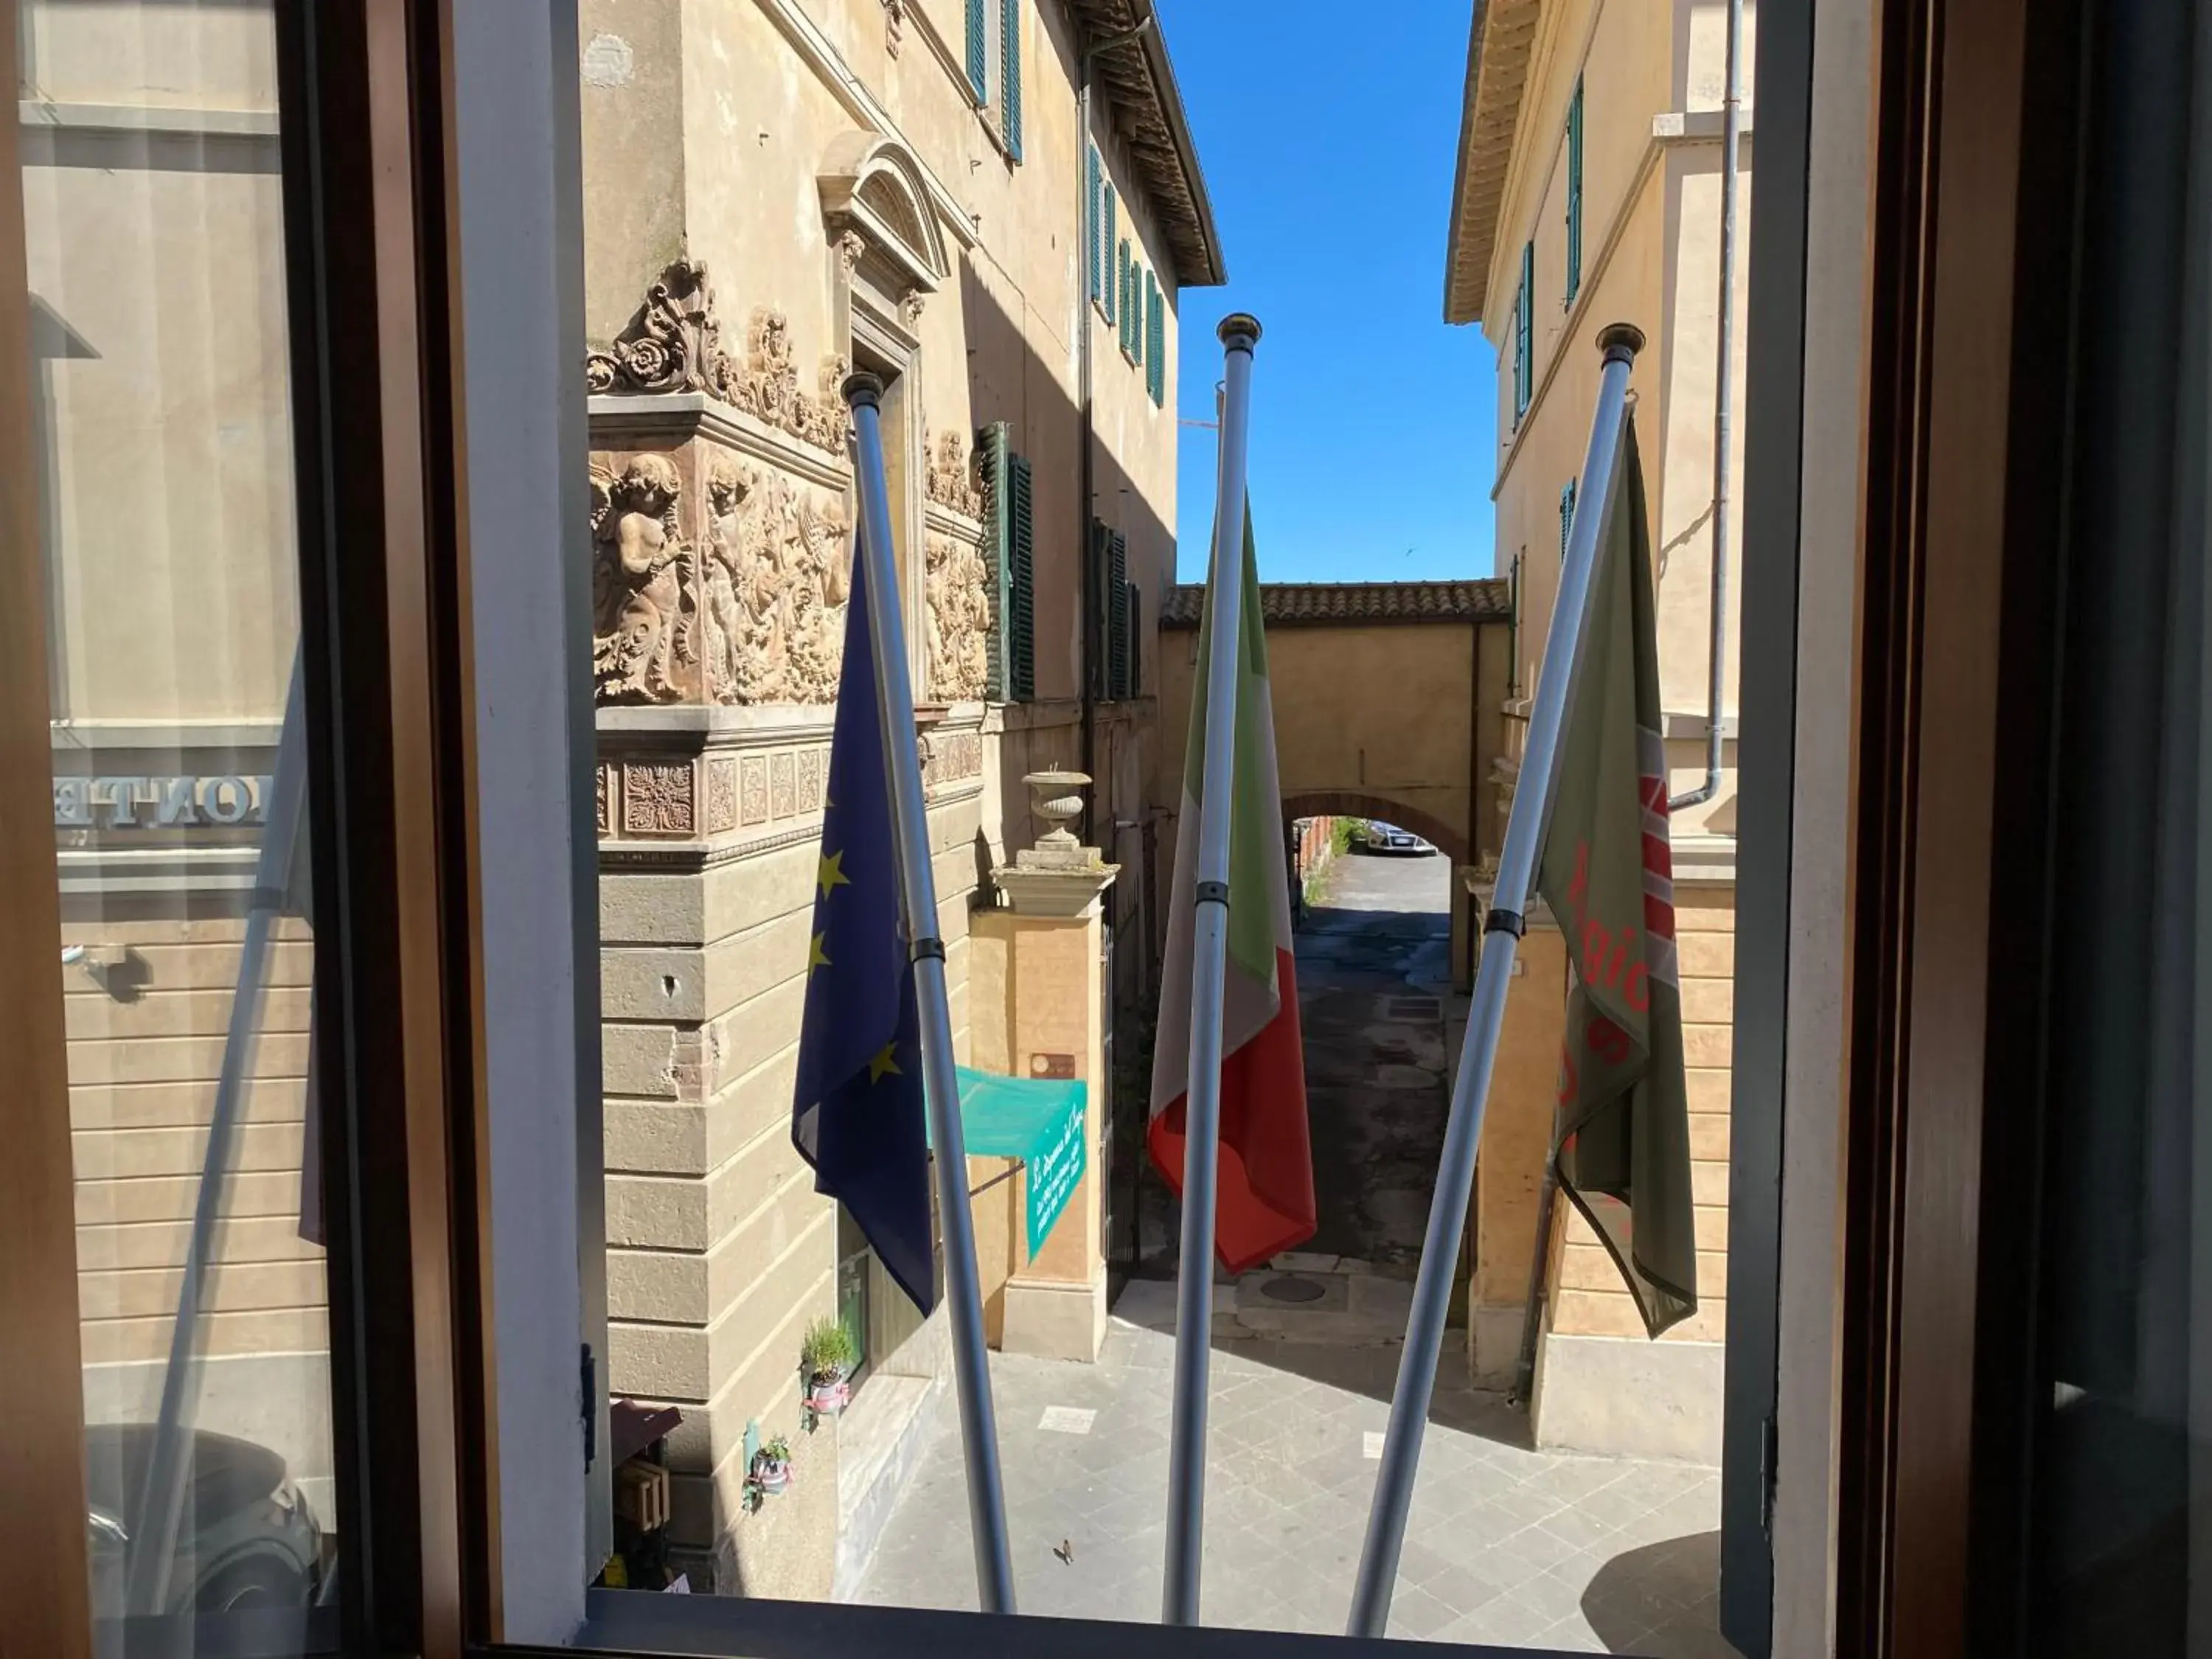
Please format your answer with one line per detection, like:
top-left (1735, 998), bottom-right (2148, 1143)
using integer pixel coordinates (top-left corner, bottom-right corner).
top-left (22, 0), bottom-right (296, 728)
top-left (1465, 0), bottom-right (1748, 1406)
top-left (1156, 620), bottom-right (1482, 874)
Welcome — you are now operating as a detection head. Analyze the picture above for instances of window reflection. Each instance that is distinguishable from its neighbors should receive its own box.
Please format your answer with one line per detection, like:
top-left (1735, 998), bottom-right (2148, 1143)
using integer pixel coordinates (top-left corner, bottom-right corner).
top-left (22, 0), bottom-right (335, 1644)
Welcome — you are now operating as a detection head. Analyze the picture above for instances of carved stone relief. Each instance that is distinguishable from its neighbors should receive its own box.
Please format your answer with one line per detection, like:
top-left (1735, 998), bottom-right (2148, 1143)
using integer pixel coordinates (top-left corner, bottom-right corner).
top-left (770, 753), bottom-right (797, 819)
top-left (586, 260), bottom-right (850, 456)
top-left (596, 764), bottom-right (613, 835)
top-left (591, 455), bottom-right (689, 705)
top-left (740, 756), bottom-right (770, 825)
top-left (623, 761), bottom-right (696, 835)
top-left (883, 0), bottom-right (905, 58)
top-left (798, 748), bottom-right (826, 813)
top-left (706, 757), bottom-right (739, 834)
top-left (924, 532), bottom-right (992, 702)
top-left (591, 450), bottom-right (852, 709)
top-left (924, 428), bottom-right (983, 519)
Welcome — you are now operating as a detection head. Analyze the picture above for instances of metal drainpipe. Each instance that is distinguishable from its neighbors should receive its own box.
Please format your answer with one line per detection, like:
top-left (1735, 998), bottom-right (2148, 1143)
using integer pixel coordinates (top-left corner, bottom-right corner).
top-left (1077, 15), bottom-right (1155, 842)
top-left (1669, 0), bottom-right (1742, 813)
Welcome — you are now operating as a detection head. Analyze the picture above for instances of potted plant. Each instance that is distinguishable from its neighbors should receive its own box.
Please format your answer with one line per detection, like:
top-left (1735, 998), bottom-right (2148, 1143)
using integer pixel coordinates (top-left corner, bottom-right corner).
top-left (748, 1434), bottom-right (793, 1498)
top-left (801, 1318), bottom-right (858, 1417)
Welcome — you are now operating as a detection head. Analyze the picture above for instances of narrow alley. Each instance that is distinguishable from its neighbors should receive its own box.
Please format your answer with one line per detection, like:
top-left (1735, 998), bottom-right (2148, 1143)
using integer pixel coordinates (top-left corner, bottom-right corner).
top-left (851, 847), bottom-right (1727, 1652)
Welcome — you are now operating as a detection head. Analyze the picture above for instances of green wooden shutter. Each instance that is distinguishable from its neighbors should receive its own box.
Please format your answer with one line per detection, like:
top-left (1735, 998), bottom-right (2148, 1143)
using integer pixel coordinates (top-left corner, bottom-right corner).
top-left (965, 0), bottom-right (987, 100)
top-left (1007, 451), bottom-right (1034, 700)
top-left (981, 422), bottom-right (1013, 700)
top-left (1560, 478), bottom-right (1577, 562)
top-left (1119, 245), bottom-right (1134, 355)
top-left (1102, 185), bottom-right (1117, 321)
top-left (1515, 240), bottom-right (1534, 419)
top-left (1086, 149), bottom-right (1102, 305)
top-left (1001, 0), bottom-right (1023, 160)
top-left (1565, 77), bottom-right (1585, 305)
top-left (1108, 531), bottom-right (1130, 698)
top-left (1145, 271), bottom-right (1164, 406)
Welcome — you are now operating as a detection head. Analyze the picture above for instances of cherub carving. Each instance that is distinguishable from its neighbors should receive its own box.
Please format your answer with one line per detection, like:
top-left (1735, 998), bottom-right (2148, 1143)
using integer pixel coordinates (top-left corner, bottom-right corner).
top-left (591, 454), bottom-right (689, 703)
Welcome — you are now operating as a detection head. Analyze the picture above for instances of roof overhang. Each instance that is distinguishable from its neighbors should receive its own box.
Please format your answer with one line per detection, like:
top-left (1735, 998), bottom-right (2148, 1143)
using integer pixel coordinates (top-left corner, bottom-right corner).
top-left (1442, 0), bottom-right (1544, 326)
top-left (1067, 0), bottom-right (1228, 288)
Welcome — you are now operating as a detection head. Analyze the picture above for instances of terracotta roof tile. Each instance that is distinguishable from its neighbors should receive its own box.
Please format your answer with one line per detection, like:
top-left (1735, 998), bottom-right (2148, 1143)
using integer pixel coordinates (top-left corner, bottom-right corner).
top-left (1159, 580), bottom-right (1510, 628)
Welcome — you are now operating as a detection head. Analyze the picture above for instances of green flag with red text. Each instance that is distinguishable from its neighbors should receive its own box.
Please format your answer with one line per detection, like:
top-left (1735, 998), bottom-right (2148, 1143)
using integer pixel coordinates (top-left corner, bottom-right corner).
top-left (1536, 417), bottom-right (1697, 1338)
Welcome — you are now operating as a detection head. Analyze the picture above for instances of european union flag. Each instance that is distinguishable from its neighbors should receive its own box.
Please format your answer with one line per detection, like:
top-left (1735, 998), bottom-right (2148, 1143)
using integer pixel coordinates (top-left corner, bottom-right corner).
top-left (791, 532), bottom-right (935, 1312)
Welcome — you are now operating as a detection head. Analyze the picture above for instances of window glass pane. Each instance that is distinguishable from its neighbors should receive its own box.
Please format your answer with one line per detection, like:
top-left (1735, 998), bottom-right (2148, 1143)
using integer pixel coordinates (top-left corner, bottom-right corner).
top-left (22, 0), bottom-right (337, 1646)
top-left (568, 2), bottom-right (1736, 1651)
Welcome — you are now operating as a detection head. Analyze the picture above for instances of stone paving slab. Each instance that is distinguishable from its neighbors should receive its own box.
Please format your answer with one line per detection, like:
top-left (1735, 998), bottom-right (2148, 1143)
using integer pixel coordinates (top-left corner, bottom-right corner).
top-left (848, 1310), bottom-right (1731, 1653)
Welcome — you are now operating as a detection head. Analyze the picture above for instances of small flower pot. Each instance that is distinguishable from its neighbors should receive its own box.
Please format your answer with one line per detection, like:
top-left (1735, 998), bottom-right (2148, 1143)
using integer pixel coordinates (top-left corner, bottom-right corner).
top-left (750, 1455), bottom-right (790, 1495)
top-left (805, 1372), bottom-right (851, 1416)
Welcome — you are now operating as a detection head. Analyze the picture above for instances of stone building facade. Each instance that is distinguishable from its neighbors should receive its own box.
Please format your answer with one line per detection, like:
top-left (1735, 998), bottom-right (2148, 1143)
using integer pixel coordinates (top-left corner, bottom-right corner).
top-left (1442, 0), bottom-right (1751, 1461)
top-left (577, 0), bottom-right (1220, 1593)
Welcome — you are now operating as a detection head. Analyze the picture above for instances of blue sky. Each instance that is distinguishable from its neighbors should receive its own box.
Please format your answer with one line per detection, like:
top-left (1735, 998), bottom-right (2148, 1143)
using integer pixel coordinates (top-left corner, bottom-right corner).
top-left (1158, 1), bottom-right (1498, 585)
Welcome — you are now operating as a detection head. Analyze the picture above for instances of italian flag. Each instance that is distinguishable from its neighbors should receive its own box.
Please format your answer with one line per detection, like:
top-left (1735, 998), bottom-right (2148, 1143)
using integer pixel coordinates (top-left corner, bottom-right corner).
top-left (1148, 505), bottom-right (1316, 1274)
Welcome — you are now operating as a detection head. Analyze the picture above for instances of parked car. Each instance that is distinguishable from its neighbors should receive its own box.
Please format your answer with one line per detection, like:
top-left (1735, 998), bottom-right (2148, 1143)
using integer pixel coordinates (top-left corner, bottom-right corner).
top-left (1367, 822), bottom-right (1437, 856)
top-left (84, 1423), bottom-right (324, 1618)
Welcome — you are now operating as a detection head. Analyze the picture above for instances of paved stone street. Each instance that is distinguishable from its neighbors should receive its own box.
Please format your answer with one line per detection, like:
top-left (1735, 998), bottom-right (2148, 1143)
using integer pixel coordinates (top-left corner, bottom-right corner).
top-left (852, 852), bottom-right (1731, 1653)
top-left (849, 1303), bottom-right (1727, 1651)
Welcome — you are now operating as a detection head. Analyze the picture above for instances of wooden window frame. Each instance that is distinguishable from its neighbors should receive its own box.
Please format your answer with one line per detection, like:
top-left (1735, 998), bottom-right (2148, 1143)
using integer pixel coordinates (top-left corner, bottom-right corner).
top-left (1833, 0), bottom-right (2093, 1652)
top-left (0, 1), bottom-right (501, 1653)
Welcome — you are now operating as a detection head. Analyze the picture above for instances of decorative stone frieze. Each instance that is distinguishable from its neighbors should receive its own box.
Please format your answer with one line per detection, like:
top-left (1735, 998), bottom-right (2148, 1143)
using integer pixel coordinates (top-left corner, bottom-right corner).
top-left (924, 428), bottom-right (983, 520)
top-left (924, 531), bottom-right (991, 703)
top-left (586, 259), bottom-right (849, 456)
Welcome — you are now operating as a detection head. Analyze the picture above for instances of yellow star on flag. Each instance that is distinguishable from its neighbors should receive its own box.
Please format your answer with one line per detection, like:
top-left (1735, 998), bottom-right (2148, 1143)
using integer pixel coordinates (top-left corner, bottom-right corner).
top-left (807, 931), bottom-right (832, 973)
top-left (816, 849), bottom-right (850, 900)
top-left (868, 1043), bottom-right (902, 1084)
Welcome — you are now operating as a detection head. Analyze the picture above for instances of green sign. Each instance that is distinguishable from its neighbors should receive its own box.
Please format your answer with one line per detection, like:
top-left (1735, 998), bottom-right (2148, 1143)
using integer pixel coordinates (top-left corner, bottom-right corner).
top-left (948, 1067), bottom-right (1088, 1258)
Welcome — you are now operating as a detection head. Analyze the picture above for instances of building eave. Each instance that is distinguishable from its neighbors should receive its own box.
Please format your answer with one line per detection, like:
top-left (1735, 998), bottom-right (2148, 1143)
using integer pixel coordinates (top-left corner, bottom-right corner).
top-left (1441, 0), bottom-right (1544, 326)
top-left (1068, 0), bottom-right (1228, 288)
top-left (1161, 580), bottom-right (1511, 629)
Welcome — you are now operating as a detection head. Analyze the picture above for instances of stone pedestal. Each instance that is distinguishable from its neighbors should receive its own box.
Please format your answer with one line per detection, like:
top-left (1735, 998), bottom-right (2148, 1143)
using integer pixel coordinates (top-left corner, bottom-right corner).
top-left (968, 785), bottom-right (1118, 1362)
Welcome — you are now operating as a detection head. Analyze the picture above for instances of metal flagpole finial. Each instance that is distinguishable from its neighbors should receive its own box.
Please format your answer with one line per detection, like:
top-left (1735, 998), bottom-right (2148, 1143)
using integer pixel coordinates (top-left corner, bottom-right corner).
top-left (841, 371), bottom-right (886, 410)
top-left (1217, 311), bottom-right (1262, 352)
top-left (1596, 321), bottom-right (1646, 365)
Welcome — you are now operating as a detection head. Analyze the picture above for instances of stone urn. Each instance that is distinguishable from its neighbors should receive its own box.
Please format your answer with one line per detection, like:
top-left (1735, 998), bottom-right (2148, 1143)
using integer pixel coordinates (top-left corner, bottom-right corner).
top-left (1024, 769), bottom-right (1089, 854)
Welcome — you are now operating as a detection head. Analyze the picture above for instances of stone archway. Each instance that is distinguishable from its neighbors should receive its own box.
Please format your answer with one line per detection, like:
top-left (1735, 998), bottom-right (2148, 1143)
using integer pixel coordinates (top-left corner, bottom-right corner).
top-left (1280, 791), bottom-right (1470, 866)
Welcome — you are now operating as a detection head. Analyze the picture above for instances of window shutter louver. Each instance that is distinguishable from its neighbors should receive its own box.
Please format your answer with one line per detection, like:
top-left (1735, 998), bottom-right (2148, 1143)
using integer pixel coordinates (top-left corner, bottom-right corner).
top-left (965, 0), bottom-right (987, 100)
top-left (1086, 150), bottom-right (1102, 304)
top-left (1145, 272), bottom-right (1164, 406)
top-left (1515, 241), bottom-right (1534, 419)
top-left (1102, 186), bottom-right (1117, 321)
top-left (1560, 479), bottom-right (1576, 563)
top-left (1007, 450), bottom-right (1035, 700)
top-left (981, 422), bottom-right (1013, 700)
top-left (1108, 531), bottom-right (1130, 698)
top-left (1565, 77), bottom-right (1585, 305)
top-left (1001, 0), bottom-right (1023, 160)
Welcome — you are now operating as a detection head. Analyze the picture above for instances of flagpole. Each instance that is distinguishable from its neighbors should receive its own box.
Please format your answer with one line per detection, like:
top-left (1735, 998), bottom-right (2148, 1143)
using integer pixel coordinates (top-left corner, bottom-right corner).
top-left (841, 374), bottom-right (1018, 1615)
top-left (1164, 313), bottom-right (1262, 1627)
top-left (1346, 324), bottom-right (1644, 1638)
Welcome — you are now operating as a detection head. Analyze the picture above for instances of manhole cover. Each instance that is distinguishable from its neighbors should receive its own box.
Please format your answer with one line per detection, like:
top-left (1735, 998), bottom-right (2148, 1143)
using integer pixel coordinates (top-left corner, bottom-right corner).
top-left (1259, 1275), bottom-right (1327, 1304)
top-left (1386, 996), bottom-right (1441, 1021)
